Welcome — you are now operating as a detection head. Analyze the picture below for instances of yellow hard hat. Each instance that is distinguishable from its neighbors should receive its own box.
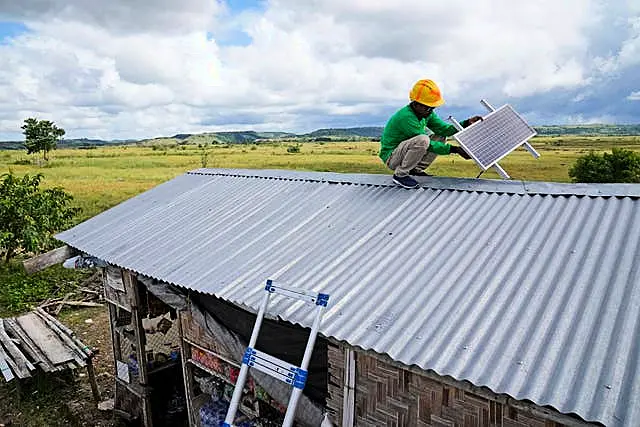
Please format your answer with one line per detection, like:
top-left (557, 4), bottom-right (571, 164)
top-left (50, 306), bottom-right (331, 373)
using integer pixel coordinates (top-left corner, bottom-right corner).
top-left (409, 79), bottom-right (445, 107)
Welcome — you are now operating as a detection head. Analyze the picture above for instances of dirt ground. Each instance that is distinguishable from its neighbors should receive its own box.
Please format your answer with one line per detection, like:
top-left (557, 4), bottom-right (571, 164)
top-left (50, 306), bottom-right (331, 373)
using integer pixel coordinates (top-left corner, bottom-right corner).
top-left (0, 306), bottom-right (120, 427)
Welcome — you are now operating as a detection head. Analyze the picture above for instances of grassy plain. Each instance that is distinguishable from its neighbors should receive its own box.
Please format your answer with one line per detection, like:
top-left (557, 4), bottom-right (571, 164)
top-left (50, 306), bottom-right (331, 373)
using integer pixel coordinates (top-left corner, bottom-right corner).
top-left (1, 135), bottom-right (638, 223)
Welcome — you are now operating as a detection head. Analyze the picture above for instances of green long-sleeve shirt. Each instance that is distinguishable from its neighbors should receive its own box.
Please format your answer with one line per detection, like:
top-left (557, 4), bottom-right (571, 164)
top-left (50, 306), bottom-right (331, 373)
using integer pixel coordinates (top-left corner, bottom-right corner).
top-left (379, 105), bottom-right (461, 163)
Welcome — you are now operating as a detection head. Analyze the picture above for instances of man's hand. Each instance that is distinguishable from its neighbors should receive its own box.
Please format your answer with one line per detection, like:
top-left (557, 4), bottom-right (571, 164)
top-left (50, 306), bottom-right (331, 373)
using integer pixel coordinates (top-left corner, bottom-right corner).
top-left (451, 146), bottom-right (471, 160)
top-left (463, 115), bottom-right (483, 127)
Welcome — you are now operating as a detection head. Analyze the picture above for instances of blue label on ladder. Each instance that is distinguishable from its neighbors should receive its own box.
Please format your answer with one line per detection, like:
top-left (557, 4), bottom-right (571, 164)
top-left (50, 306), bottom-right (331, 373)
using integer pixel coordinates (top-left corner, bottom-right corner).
top-left (316, 293), bottom-right (330, 306)
top-left (242, 347), bottom-right (256, 365)
top-left (293, 368), bottom-right (308, 389)
top-left (265, 279), bottom-right (275, 292)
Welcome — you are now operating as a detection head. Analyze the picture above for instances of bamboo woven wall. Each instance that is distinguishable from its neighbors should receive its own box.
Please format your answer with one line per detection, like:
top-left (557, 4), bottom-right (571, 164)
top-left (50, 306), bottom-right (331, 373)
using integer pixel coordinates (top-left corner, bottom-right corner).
top-left (326, 342), bottom-right (345, 423)
top-left (327, 343), bottom-right (588, 427)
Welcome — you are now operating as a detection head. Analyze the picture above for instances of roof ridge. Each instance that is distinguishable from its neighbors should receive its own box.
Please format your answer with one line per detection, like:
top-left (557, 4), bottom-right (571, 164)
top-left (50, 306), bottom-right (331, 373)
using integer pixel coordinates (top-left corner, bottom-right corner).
top-left (187, 168), bottom-right (640, 198)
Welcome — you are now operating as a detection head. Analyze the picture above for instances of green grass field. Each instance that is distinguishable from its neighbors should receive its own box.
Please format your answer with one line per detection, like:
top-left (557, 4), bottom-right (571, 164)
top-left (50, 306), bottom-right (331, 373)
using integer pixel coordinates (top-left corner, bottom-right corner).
top-left (1, 136), bottom-right (639, 223)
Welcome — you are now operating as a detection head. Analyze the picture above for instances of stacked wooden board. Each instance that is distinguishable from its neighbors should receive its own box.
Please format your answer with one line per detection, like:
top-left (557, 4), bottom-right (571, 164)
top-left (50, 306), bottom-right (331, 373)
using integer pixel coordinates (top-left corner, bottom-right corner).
top-left (0, 308), bottom-right (93, 382)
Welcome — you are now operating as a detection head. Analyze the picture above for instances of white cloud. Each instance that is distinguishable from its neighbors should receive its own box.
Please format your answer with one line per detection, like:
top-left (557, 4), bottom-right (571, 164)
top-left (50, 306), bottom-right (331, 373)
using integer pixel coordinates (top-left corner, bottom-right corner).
top-left (524, 111), bottom-right (618, 126)
top-left (0, 0), bottom-right (223, 34)
top-left (617, 18), bottom-right (640, 68)
top-left (593, 16), bottom-right (640, 74)
top-left (0, 0), bottom-right (638, 139)
top-left (247, 0), bottom-right (597, 98)
top-left (627, 91), bottom-right (640, 101)
top-left (563, 114), bottom-right (617, 125)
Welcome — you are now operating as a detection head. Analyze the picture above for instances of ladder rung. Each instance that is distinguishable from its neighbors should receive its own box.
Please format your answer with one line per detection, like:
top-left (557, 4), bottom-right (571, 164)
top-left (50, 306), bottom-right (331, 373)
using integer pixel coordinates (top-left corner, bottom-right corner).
top-left (243, 347), bottom-right (296, 384)
top-left (251, 349), bottom-right (297, 373)
top-left (265, 280), bottom-right (329, 306)
top-left (248, 358), bottom-right (297, 385)
top-left (242, 347), bottom-right (308, 388)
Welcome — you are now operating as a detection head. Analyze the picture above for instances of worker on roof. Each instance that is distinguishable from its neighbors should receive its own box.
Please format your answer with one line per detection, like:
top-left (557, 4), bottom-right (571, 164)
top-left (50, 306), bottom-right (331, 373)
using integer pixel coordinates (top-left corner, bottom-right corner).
top-left (379, 79), bottom-right (482, 189)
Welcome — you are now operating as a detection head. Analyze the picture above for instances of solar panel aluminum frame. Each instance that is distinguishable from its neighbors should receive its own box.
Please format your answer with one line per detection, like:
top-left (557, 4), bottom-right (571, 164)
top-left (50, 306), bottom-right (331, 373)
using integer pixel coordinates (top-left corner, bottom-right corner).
top-left (452, 104), bottom-right (537, 172)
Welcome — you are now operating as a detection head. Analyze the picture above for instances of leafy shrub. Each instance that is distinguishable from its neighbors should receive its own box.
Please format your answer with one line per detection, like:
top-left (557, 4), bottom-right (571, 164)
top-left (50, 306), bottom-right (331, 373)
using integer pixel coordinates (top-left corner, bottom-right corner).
top-left (0, 173), bottom-right (79, 262)
top-left (287, 144), bottom-right (301, 153)
top-left (568, 148), bottom-right (640, 183)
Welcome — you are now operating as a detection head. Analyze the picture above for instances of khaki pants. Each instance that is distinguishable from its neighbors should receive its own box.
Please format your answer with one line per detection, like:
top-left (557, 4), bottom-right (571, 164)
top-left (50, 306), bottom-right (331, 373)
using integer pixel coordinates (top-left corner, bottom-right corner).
top-left (386, 134), bottom-right (440, 177)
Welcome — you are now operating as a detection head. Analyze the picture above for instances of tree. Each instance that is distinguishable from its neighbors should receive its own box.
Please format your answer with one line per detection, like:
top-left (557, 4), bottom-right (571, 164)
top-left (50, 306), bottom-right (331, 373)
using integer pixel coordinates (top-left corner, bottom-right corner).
top-left (0, 173), bottom-right (79, 262)
top-left (569, 148), bottom-right (640, 183)
top-left (21, 118), bottom-right (65, 161)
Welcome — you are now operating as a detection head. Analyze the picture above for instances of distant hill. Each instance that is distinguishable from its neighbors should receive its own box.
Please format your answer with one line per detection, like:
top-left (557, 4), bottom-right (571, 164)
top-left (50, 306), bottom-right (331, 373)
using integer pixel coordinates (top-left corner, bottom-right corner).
top-left (0, 138), bottom-right (131, 150)
top-left (303, 127), bottom-right (384, 139)
top-left (534, 124), bottom-right (640, 136)
top-left (209, 131), bottom-right (295, 143)
top-left (169, 131), bottom-right (295, 142)
top-left (1, 125), bottom-right (639, 150)
top-left (142, 131), bottom-right (296, 146)
top-left (0, 141), bottom-right (22, 150)
top-left (60, 138), bottom-right (137, 148)
top-left (308, 125), bottom-right (640, 138)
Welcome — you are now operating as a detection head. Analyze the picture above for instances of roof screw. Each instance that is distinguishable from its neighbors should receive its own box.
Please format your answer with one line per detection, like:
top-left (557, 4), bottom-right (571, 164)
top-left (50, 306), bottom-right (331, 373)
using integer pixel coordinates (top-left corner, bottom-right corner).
top-left (605, 385), bottom-right (612, 390)
top-left (517, 361), bottom-right (524, 365)
top-left (463, 345), bottom-right (469, 350)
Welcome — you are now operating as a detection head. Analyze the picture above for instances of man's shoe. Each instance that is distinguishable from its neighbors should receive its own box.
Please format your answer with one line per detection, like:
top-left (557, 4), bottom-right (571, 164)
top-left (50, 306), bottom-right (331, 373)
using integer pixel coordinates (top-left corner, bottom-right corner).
top-left (409, 169), bottom-right (432, 177)
top-left (392, 174), bottom-right (420, 189)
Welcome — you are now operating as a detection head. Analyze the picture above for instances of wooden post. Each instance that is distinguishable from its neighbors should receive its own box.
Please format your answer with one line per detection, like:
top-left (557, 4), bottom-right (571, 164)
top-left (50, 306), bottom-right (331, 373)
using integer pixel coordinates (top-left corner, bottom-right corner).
top-left (178, 311), bottom-right (195, 426)
top-left (86, 357), bottom-right (101, 403)
top-left (107, 302), bottom-right (124, 419)
top-left (14, 376), bottom-right (22, 402)
top-left (124, 270), bottom-right (153, 427)
top-left (108, 304), bottom-right (123, 362)
top-left (342, 348), bottom-right (356, 427)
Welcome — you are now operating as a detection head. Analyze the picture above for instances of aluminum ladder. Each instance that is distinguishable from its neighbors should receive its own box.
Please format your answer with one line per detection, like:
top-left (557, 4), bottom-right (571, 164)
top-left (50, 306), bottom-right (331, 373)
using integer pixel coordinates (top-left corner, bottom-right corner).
top-left (223, 280), bottom-right (330, 427)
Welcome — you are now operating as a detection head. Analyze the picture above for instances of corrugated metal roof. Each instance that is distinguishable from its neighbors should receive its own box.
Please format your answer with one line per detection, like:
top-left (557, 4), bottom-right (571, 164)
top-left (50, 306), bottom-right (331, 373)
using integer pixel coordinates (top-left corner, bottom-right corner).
top-left (56, 169), bottom-right (640, 426)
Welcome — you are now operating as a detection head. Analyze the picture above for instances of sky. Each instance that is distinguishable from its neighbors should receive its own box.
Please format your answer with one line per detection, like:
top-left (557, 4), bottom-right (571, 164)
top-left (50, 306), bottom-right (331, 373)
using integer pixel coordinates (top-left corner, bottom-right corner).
top-left (0, 0), bottom-right (639, 140)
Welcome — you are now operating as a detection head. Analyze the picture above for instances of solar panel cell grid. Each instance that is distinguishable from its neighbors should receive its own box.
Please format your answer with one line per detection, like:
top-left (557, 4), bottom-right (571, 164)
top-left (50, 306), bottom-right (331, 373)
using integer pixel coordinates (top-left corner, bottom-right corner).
top-left (453, 105), bottom-right (536, 170)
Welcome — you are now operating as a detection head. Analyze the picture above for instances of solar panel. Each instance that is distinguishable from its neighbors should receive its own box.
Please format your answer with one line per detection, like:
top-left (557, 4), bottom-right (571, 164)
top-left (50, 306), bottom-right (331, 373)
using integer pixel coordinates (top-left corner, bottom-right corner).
top-left (452, 103), bottom-right (538, 179)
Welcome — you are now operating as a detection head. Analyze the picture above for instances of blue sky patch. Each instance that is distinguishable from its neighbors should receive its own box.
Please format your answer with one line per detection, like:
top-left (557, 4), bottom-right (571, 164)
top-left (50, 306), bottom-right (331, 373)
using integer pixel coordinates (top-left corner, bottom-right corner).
top-left (215, 29), bottom-right (252, 47)
top-left (207, 29), bottom-right (252, 47)
top-left (0, 21), bottom-right (28, 43)
top-left (213, 0), bottom-right (264, 46)
top-left (226, 0), bottom-right (265, 14)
